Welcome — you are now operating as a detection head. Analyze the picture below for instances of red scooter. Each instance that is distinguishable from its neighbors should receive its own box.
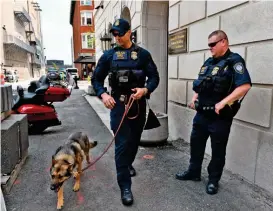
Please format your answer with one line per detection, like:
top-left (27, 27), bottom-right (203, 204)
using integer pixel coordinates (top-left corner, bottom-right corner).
top-left (12, 75), bottom-right (71, 134)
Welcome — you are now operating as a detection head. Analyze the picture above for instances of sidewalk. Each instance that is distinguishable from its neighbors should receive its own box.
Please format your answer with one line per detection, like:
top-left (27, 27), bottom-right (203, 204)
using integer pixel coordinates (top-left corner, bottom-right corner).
top-left (78, 81), bottom-right (273, 210)
top-left (3, 84), bottom-right (273, 211)
top-left (79, 80), bottom-right (112, 134)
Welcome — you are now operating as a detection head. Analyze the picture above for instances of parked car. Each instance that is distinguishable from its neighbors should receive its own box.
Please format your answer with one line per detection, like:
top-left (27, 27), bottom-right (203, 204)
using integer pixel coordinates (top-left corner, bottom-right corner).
top-left (47, 69), bottom-right (60, 81)
top-left (66, 68), bottom-right (79, 80)
top-left (4, 70), bottom-right (19, 82)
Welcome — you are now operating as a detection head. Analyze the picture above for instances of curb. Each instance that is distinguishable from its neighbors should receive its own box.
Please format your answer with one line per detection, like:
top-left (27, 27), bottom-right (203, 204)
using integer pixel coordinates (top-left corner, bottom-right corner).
top-left (83, 94), bottom-right (113, 135)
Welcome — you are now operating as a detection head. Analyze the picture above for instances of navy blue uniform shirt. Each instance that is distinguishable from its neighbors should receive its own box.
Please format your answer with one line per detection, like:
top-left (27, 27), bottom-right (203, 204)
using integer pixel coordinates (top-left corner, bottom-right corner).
top-left (197, 49), bottom-right (252, 104)
top-left (91, 44), bottom-right (159, 98)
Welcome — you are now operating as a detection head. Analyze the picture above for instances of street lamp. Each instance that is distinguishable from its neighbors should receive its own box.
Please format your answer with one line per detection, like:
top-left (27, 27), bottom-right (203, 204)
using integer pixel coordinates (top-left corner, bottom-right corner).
top-left (100, 32), bottom-right (112, 52)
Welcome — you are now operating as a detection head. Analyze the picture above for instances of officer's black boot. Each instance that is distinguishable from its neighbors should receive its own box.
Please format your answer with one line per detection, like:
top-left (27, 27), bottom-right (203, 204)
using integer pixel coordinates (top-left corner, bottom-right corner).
top-left (121, 188), bottom-right (134, 206)
top-left (206, 181), bottom-right (219, 195)
top-left (128, 166), bottom-right (136, 177)
top-left (175, 170), bottom-right (201, 181)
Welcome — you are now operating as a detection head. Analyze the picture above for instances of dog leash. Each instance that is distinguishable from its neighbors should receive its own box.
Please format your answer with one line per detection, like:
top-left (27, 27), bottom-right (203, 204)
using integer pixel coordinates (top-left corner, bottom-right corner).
top-left (81, 94), bottom-right (137, 172)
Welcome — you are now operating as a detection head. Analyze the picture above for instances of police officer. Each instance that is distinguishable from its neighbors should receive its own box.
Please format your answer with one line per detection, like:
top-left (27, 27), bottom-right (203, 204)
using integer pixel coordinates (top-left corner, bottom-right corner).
top-left (91, 18), bottom-right (159, 205)
top-left (175, 30), bottom-right (252, 195)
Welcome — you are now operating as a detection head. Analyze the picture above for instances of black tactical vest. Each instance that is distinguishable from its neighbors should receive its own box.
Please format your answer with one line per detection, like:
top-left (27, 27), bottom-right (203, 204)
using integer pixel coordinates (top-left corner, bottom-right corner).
top-left (108, 45), bottom-right (145, 95)
top-left (193, 56), bottom-right (233, 105)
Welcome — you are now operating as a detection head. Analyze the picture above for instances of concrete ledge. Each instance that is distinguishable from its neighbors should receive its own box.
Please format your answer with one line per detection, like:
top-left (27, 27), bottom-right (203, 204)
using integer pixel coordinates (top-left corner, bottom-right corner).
top-left (255, 131), bottom-right (273, 195)
top-left (1, 188), bottom-right (7, 211)
top-left (1, 151), bottom-right (28, 195)
top-left (167, 102), bottom-right (196, 142)
top-left (1, 120), bottom-right (20, 175)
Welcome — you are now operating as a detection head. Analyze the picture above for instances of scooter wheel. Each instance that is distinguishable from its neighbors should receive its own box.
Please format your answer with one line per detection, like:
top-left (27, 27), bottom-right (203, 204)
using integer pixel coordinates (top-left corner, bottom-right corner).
top-left (29, 125), bottom-right (48, 134)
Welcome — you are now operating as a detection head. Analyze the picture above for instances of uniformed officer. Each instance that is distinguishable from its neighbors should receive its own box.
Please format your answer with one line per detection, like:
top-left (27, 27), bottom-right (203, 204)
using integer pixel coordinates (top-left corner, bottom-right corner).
top-left (175, 30), bottom-right (252, 195)
top-left (91, 18), bottom-right (159, 205)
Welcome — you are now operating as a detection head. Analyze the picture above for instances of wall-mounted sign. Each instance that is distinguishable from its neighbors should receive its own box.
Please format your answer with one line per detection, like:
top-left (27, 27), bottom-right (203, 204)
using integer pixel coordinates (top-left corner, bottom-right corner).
top-left (168, 28), bottom-right (187, 54)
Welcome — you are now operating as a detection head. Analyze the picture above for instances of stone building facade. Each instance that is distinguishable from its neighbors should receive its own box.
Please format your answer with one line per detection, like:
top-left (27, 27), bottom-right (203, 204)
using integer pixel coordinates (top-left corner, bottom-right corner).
top-left (94, 0), bottom-right (273, 195)
top-left (0, 0), bottom-right (46, 80)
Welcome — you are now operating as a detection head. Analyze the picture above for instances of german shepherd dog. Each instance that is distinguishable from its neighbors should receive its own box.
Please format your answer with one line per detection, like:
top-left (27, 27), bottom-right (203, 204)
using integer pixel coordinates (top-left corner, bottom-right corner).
top-left (50, 132), bottom-right (97, 210)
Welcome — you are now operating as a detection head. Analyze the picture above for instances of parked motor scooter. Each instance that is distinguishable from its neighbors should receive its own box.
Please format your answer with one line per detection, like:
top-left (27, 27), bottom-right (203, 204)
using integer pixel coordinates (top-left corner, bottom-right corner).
top-left (12, 75), bottom-right (71, 134)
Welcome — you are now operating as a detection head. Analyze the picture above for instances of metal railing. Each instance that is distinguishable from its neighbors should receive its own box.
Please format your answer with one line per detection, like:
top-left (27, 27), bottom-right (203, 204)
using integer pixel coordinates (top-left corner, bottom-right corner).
top-left (14, 5), bottom-right (32, 23)
top-left (3, 35), bottom-right (35, 54)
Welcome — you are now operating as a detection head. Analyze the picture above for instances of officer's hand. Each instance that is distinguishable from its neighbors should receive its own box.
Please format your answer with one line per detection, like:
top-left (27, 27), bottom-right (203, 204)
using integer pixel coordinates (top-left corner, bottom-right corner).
top-left (188, 101), bottom-right (195, 110)
top-left (101, 93), bottom-right (116, 109)
top-left (131, 88), bottom-right (147, 100)
top-left (215, 101), bottom-right (226, 114)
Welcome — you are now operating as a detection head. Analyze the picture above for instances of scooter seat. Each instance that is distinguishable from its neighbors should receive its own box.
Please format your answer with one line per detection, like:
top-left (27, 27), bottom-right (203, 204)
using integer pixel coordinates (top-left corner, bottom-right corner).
top-left (22, 91), bottom-right (36, 100)
top-left (35, 84), bottom-right (49, 94)
top-left (27, 75), bottom-right (50, 94)
top-left (12, 89), bottom-right (43, 110)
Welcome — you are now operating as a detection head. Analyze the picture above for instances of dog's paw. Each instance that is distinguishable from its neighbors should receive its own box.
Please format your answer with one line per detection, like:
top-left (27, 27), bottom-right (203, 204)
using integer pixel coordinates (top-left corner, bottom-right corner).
top-left (73, 184), bottom-right (80, 192)
top-left (57, 199), bottom-right (64, 210)
top-left (57, 204), bottom-right (63, 210)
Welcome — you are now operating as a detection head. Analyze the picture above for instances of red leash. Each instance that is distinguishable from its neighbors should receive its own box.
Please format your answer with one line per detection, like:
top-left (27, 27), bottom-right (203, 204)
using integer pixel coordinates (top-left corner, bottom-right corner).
top-left (82, 94), bottom-right (137, 172)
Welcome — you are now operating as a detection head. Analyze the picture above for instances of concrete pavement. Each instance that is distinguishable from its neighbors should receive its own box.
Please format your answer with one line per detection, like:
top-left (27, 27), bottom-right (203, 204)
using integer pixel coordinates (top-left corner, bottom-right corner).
top-left (3, 83), bottom-right (273, 211)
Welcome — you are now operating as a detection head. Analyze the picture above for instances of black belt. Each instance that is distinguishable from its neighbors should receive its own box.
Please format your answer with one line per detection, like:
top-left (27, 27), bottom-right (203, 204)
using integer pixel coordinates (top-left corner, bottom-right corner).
top-left (194, 100), bottom-right (215, 111)
top-left (200, 106), bottom-right (215, 111)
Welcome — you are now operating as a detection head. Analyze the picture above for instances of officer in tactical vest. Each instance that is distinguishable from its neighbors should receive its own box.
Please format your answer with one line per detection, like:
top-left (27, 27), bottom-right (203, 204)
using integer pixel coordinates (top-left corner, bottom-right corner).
top-left (91, 18), bottom-right (159, 206)
top-left (175, 30), bottom-right (252, 195)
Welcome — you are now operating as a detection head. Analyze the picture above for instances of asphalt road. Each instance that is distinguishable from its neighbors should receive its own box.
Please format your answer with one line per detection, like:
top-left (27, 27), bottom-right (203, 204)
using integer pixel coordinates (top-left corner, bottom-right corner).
top-left (4, 89), bottom-right (273, 211)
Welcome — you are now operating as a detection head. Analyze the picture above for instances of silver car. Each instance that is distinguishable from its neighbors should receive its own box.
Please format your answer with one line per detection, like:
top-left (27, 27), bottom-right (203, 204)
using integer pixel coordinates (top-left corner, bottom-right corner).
top-left (4, 70), bottom-right (19, 82)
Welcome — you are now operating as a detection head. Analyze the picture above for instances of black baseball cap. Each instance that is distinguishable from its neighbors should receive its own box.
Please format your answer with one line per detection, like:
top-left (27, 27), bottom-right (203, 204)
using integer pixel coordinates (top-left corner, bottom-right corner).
top-left (110, 18), bottom-right (131, 36)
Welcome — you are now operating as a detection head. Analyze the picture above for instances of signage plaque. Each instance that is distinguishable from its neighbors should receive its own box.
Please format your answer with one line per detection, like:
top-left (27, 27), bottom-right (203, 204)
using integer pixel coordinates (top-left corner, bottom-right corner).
top-left (168, 29), bottom-right (187, 54)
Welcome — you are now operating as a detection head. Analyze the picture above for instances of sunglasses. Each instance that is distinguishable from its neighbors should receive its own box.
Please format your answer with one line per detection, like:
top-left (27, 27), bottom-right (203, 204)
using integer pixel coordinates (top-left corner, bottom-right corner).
top-left (208, 39), bottom-right (224, 48)
top-left (112, 31), bottom-right (126, 37)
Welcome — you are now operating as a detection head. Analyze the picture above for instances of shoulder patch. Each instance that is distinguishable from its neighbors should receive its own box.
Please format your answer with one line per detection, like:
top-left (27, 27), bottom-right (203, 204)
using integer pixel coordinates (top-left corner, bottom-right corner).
top-left (233, 62), bottom-right (244, 74)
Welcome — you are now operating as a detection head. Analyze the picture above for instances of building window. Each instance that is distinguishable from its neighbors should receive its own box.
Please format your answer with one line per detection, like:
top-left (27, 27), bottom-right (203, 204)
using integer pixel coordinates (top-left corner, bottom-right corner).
top-left (81, 33), bottom-right (95, 49)
top-left (81, 11), bottom-right (92, 26)
top-left (80, 0), bottom-right (92, 6)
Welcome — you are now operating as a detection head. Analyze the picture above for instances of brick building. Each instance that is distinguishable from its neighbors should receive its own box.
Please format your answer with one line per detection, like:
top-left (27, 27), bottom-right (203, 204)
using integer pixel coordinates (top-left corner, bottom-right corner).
top-left (69, 0), bottom-right (96, 79)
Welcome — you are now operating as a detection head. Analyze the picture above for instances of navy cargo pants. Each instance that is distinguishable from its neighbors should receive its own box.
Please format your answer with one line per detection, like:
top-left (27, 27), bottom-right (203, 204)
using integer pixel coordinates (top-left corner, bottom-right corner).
top-left (110, 97), bottom-right (146, 190)
top-left (189, 112), bottom-right (233, 183)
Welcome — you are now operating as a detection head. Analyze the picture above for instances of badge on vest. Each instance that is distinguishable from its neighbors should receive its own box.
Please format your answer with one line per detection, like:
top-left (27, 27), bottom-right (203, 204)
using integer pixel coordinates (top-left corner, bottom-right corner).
top-left (233, 62), bottom-right (244, 74)
top-left (113, 51), bottom-right (128, 60)
top-left (211, 67), bottom-right (219, 75)
top-left (131, 51), bottom-right (138, 60)
top-left (119, 76), bottom-right (129, 82)
top-left (199, 66), bottom-right (207, 74)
